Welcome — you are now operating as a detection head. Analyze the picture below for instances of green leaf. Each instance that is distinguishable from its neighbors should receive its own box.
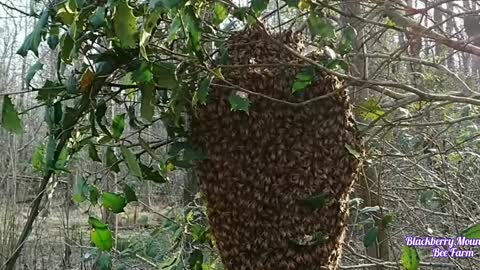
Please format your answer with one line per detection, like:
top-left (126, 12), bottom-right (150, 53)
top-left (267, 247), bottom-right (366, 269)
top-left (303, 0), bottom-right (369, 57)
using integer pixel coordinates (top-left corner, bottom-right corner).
top-left (150, 0), bottom-right (184, 9)
top-left (140, 10), bottom-right (161, 60)
top-left (132, 62), bottom-right (153, 83)
top-left (88, 143), bottom-right (102, 162)
top-left (300, 194), bottom-right (328, 209)
top-left (345, 144), bottom-right (361, 159)
top-left (112, 0), bottom-right (138, 48)
top-left (106, 146), bottom-right (120, 173)
top-left (381, 214), bottom-right (394, 227)
top-left (228, 92), bottom-right (250, 113)
top-left (152, 62), bottom-right (178, 89)
top-left (339, 25), bottom-right (357, 54)
top-left (127, 105), bottom-right (141, 129)
top-left (363, 226), bottom-right (379, 247)
top-left (140, 84), bottom-right (155, 122)
top-left (72, 177), bottom-right (90, 203)
top-left (213, 3), bottom-right (228, 26)
top-left (120, 146), bottom-right (142, 178)
top-left (324, 59), bottom-right (349, 71)
top-left (139, 163), bottom-right (166, 183)
top-left (26, 62), bottom-right (44, 86)
top-left (17, 10), bottom-right (49, 57)
top-left (251, 0), bottom-right (268, 14)
top-left (284, 0), bottom-right (299, 7)
top-left (45, 136), bottom-right (57, 170)
top-left (292, 68), bottom-right (314, 93)
top-left (308, 14), bottom-right (336, 40)
top-left (65, 0), bottom-right (78, 14)
top-left (89, 218), bottom-right (113, 251)
top-left (90, 185), bottom-right (100, 205)
top-left (37, 80), bottom-right (64, 102)
top-left (167, 15), bottom-right (182, 43)
top-left (1, 96), bottom-right (24, 134)
top-left (102, 192), bottom-right (127, 213)
top-left (66, 74), bottom-right (78, 95)
top-left (56, 5), bottom-right (75, 25)
top-left (402, 246), bottom-right (420, 270)
top-left (55, 146), bottom-right (69, 171)
top-left (184, 6), bottom-right (203, 59)
top-left (138, 137), bottom-right (162, 161)
top-left (47, 26), bottom-right (59, 50)
top-left (188, 249), bottom-right (203, 270)
top-left (386, 18), bottom-right (397, 27)
top-left (359, 98), bottom-right (384, 121)
top-left (90, 7), bottom-right (106, 29)
top-left (32, 144), bottom-right (45, 172)
top-left (461, 224), bottom-right (480, 239)
top-left (88, 217), bottom-right (109, 229)
top-left (123, 184), bottom-right (138, 203)
top-left (111, 114), bottom-right (125, 140)
top-left (193, 76), bottom-right (211, 106)
top-left (60, 33), bottom-right (75, 63)
top-left (168, 142), bottom-right (207, 167)
top-left (95, 253), bottom-right (112, 270)
top-left (233, 7), bottom-right (248, 21)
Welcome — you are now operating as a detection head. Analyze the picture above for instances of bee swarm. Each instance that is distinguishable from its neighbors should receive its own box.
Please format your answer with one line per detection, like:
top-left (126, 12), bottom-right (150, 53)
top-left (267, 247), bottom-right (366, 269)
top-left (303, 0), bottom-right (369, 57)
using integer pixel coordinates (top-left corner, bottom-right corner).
top-left (191, 28), bottom-right (362, 270)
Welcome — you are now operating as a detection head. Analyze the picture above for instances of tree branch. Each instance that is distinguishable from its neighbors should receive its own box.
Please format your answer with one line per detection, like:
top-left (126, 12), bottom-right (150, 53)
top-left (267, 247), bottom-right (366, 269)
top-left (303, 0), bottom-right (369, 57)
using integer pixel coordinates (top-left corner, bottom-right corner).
top-left (0, 1), bottom-right (32, 17)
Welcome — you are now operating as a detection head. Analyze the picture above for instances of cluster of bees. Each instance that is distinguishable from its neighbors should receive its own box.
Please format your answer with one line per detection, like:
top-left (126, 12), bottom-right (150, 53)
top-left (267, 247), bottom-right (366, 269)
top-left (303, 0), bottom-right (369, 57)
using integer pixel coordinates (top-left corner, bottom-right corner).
top-left (191, 28), bottom-right (363, 270)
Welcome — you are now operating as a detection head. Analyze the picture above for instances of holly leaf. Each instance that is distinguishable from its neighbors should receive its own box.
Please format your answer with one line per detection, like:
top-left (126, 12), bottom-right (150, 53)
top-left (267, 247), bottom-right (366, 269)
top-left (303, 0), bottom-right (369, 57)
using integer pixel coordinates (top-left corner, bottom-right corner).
top-left (308, 14), bottom-right (336, 40)
top-left (193, 76), bottom-right (212, 106)
top-left (112, 0), bottom-right (138, 48)
top-left (132, 62), bottom-right (154, 83)
top-left (88, 143), bottom-right (102, 162)
top-left (184, 6), bottom-right (202, 60)
top-left (17, 10), bottom-right (49, 57)
top-left (106, 146), bottom-right (120, 173)
top-left (60, 33), bottom-right (75, 63)
top-left (95, 253), bottom-right (112, 270)
top-left (140, 84), bottom-right (156, 122)
top-left (90, 7), bottom-right (106, 29)
top-left (139, 163), bottom-right (166, 183)
top-left (120, 146), bottom-right (142, 178)
top-left (284, 0), bottom-right (299, 7)
top-left (359, 98), bottom-right (384, 121)
top-left (32, 144), bottom-right (45, 171)
top-left (363, 226), bottom-right (379, 247)
top-left (1, 96), bottom-right (24, 134)
top-left (339, 25), bottom-right (357, 54)
top-left (292, 68), bottom-right (315, 93)
top-left (123, 184), bottom-right (138, 203)
top-left (111, 114), bottom-right (125, 140)
top-left (72, 177), bottom-right (90, 203)
top-left (251, 0), bottom-right (268, 14)
top-left (228, 92), bottom-right (250, 113)
top-left (26, 62), bottom-right (44, 86)
top-left (140, 10), bottom-right (161, 59)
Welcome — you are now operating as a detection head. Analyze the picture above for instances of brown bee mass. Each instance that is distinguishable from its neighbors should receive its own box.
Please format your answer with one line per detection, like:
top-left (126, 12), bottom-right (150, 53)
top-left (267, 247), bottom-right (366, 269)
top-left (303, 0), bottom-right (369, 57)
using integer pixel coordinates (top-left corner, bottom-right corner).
top-left (191, 28), bottom-right (362, 270)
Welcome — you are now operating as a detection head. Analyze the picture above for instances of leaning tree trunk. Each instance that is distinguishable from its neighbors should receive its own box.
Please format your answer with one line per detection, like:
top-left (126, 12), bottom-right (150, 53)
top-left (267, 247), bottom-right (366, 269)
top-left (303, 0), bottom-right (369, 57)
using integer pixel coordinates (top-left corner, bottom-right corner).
top-left (191, 28), bottom-right (362, 270)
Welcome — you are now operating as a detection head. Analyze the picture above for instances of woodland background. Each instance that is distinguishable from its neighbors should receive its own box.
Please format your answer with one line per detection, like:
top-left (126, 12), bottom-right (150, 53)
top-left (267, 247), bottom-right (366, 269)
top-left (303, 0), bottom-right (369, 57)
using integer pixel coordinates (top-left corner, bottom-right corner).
top-left (1, 0), bottom-right (480, 269)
